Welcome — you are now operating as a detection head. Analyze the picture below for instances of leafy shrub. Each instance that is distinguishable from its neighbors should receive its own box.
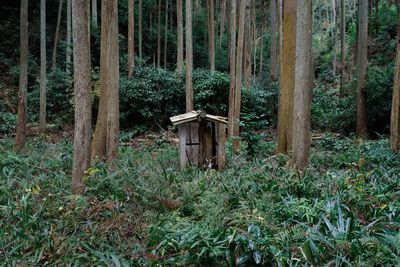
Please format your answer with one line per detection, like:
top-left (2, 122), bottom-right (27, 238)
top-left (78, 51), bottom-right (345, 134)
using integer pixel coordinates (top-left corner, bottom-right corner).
top-left (0, 112), bottom-right (16, 137)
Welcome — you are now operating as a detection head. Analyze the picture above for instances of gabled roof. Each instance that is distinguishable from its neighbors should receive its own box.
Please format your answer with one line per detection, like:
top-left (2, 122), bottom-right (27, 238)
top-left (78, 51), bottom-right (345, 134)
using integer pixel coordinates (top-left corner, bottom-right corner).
top-left (170, 110), bottom-right (228, 126)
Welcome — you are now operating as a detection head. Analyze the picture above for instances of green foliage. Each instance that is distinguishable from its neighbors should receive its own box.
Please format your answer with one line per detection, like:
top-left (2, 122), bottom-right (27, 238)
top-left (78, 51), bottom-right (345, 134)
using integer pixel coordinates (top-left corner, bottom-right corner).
top-left (1, 133), bottom-right (399, 265)
top-left (0, 112), bottom-right (16, 137)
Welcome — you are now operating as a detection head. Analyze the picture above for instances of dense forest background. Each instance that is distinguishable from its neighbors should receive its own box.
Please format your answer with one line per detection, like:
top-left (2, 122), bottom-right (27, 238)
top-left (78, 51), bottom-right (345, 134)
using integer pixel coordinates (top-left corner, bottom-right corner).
top-left (1, 0), bottom-right (400, 265)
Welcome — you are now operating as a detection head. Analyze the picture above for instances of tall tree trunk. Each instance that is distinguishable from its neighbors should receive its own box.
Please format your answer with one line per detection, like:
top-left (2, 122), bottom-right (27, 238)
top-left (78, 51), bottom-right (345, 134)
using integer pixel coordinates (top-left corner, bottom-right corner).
top-left (356, 0), bottom-right (368, 137)
top-left (91, 0), bottom-right (120, 162)
top-left (244, 0), bottom-right (252, 87)
top-left (177, 0), bottom-right (184, 73)
top-left (339, 0), bottom-right (346, 97)
top-left (332, 0), bottom-right (337, 78)
top-left (15, 0), bottom-right (29, 152)
top-left (128, 0), bottom-right (135, 78)
top-left (52, 0), bottom-right (64, 71)
top-left (233, 0), bottom-right (247, 152)
top-left (293, 0), bottom-right (313, 171)
top-left (66, 0), bottom-right (72, 75)
top-left (269, 0), bottom-right (278, 80)
top-left (105, 0), bottom-right (120, 164)
top-left (92, 0), bottom-right (98, 27)
top-left (157, 0), bottom-right (162, 68)
top-left (40, 0), bottom-right (47, 133)
top-left (208, 0), bottom-right (215, 71)
top-left (139, 0), bottom-right (143, 59)
top-left (186, 0), bottom-right (194, 111)
top-left (164, 0), bottom-right (168, 69)
top-left (390, 17), bottom-right (400, 150)
top-left (277, 0), bottom-right (296, 154)
top-left (71, 0), bottom-right (92, 194)
top-left (228, 0), bottom-right (237, 137)
top-left (219, 0), bottom-right (226, 46)
top-left (277, 0), bottom-right (283, 77)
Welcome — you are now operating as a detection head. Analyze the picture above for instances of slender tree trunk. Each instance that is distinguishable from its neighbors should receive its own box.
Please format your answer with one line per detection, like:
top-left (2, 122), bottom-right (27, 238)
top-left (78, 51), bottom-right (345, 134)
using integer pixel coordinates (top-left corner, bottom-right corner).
top-left (52, 0), bottom-right (64, 71)
top-left (228, 0), bottom-right (237, 137)
top-left (293, 0), bottom-right (313, 171)
top-left (139, 0), bottom-right (143, 59)
top-left (71, 0), bottom-right (92, 194)
top-left (233, 0), bottom-right (247, 152)
top-left (390, 17), bottom-right (400, 150)
top-left (157, 0), bottom-right (162, 68)
top-left (339, 0), bottom-right (346, 97)
top-left (164, 0), bottom-right (168, 69)
top-left (128, 0), bottom-right (135, 78)
top-left (208, 0), bottom-right (215, 71)
top-left (66, 0), bottom-right (72, 75)
top-left (15, 0), bottom-right (29, 152)
top-left (186, 0), bottom-right (194, 111)
top-left (277, 0), bottom-right (296, 154)
top-left (244, 0), bottom-right (252, 87)
top-left (219, 0), bottom-right (226, 46)
top-left (332, 0), bottom-right (337, 78)
top-left (277, 0), bottom-right (283, 77)
top-left (269, 0), bottom-right (278, 80)
top-left (356, 0), bottom-right (368, 137)
top-left (177, 0), bottom-right (184, 73)
top-left (105, 0), bottom-right (120, 164)
top-left (92, 0), bottom-right (98, 27)
top-left (39, 0), bottom-right (47, 134)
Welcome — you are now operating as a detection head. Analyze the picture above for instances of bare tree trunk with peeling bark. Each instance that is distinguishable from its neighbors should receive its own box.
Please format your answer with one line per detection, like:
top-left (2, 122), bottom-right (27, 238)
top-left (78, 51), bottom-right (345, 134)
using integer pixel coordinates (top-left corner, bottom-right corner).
top-left (139, 0), bottom-right (143, 59)
top-left (390, 18), bottom-right (400, 151)
top-left (339, 0), bottom-right (346, 97)
top-left (71, 0), bottom-right (92, 194)
top-left (128, 0), bottom-right (135, 78)
top-left (157, 0), bottom-right (162, 68)
top-left (39, 0), bottom-right (47, 134)
top-left (356, 0), bottom-right (368, 138)
top-left (164, 0), bottom-right (168, 69)
top-left (277, 0), bottom-right (296, 154)
top-left (92, 0), bottom-right (98, 27)
top-left (15, 0), bottom-right (29, 152)
top-left (244, 0), bottom-right (252, 87)
top-left (293, 0), bottom-right (313, 171)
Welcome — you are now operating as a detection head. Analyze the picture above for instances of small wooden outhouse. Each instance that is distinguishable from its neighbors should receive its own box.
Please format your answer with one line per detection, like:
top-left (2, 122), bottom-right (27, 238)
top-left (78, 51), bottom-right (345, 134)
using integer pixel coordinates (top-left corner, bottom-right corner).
top-left (170, 110), bottom-right (227, 170)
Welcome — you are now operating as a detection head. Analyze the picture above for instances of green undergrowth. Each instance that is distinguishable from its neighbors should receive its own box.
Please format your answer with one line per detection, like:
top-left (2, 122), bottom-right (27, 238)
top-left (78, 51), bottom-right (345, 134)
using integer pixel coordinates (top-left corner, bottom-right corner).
top-left (0, 133), bottom-right (399, 266)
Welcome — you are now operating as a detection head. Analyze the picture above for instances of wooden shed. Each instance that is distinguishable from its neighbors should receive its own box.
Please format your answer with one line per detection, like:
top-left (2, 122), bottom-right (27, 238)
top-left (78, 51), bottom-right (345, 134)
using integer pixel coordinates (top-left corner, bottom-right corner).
top-left (170, 110), bottom-right (227, 170)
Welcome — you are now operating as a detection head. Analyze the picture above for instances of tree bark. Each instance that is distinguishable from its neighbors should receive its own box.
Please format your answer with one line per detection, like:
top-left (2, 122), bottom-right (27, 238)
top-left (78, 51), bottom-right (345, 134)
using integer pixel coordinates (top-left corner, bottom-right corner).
top-left (52, 0), bottom-right (64, 71)
top-left (128, 0), bottom-right (135, 78)
top-left (39, 0), bottom-right (47, 134)
top-left (244, 0), bottom-right (252, 87)
top-left (208, 0), bottom-right (215, 71)
top-left (219, 0), bottom-right (226, 46)
top-left (164, 0), bottom-right (168, 69)
top-left (293, 0), bottom-right (313, 171)
top-left (177, 0), bottom-right (184, 73)
top-left (15, 0), bottom-right (29, 152)
top-left (157, 0), bottom-right (162, 68)
top-left (233, 0), bottom-right (247, 152)
top-left (139, 0), bottom-right (143, 59)
top-left (339, 0), bottom-right (346, 97)
top-left (332, 0), bottom-right (337, 78)
top-left (186, 0), bottom-right (194, 111)
top-left (228, 0), bottom-right (237, 137)
top-left (390, 18), bottom-right (400, 151)
top-left (269, 0), bottom-right (278, 80)
top-left (92, 0), bottom-right (98, 27)
top-left (105, 0), bottom-right (120, 164)
top-left (277, 0), bottom-right (296, 154)
top-left (356, 0), bottom-right (368, 138)
top-left (91, 0), bottom-right (120, 162)
top-left (66, 0), bottom-right (72, 75)
top-left (71, 0), bottom-right (92, 194)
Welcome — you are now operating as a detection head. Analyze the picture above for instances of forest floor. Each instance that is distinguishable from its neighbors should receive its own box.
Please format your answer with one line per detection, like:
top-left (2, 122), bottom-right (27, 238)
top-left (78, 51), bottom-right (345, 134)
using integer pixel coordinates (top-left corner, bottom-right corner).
top-left (0, 131), bottom-right (399, 266)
